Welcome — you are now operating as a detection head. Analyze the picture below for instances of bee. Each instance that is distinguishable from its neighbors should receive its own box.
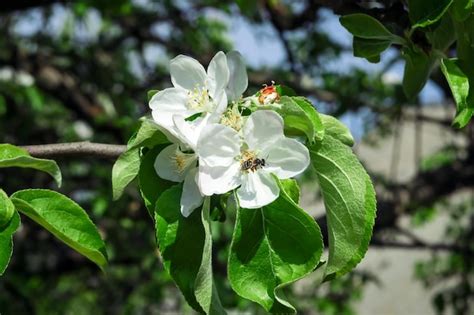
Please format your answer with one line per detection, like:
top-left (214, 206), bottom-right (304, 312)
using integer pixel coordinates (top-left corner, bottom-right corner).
top-left (241, 158), bottom-right (266, 172)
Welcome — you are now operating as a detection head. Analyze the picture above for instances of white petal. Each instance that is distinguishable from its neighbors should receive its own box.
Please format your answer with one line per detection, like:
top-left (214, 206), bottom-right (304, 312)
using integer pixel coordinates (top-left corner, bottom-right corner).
top-left (170, 55), bottom-right (207, 90)
top-left (243, 110), bottom-right (284, 152)
top-left (207, 51), bottom-right (229, 99)
top-left (154, 144), bottom-right (184, 182)
top-left (237, 171), bottom-right (280, 209)
top-left (180, 168), bottom-right (203, 217)
top-left (149, 87), bottom-right (189, 113)
top-left (265, 137), bottom-right (310, 179)
top-left (197, 124), bottom-right (240, 167)
top-left (198, 160), bottom-right (241, 196)
top-left (226, 51), bottom-right (248, 102)
top-left (172, 114), bottom-right (211, 150)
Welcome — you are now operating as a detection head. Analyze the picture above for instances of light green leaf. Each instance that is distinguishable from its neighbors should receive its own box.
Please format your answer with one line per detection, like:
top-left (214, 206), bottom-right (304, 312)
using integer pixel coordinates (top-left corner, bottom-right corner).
top-left (353, 37), bottom-right (392, 63)
top-left (407, 0), bottom-right (453, 28)
top-left (194, 198), bottom-right (226, 314)
top-left (0, 211), bottom-right (20, 276)
top-left (452, 0), bottom-right (474, 22)
top-left (320, 114), bottom-right (355, 147)
top-left (402, 46), bottom-right (435, 99)
top-left (440, 58), bottom-right (473, 128)
top-left (0, 189), bottom-right (15, 229)
top-left (340, 14), bottom-right (402, 43)
top-left (112, 148), bottom-right (141, 201)
top-left (310, 135), bottom-right (376, 280)
top-left (0, 144), bottom-right (62, 187)
top-left (127, 119), bottom-right (169, 150)
top-left (228, 180), bottom-right (323, 313)
top-left (154, 184), bottom-right (206, 313)
top-left (138, 146), bottom-right (174, 216)
top-left (147, 89), bottom-right (159, 102)
top-left (11, 189), bottom-right (107, 269)
top-left (112, 120), bottom-right (169, 201)
top-left (277, 96), bottom-right (324, 143)
top-left (279, 178), bottom-right (300, 204)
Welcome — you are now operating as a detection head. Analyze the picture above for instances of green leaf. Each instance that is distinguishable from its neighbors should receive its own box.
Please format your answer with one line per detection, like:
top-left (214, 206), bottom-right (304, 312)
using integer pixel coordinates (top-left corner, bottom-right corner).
top-left (309, 135), bottom-right (376, 280)
top-left (0, 211), bottom-right (20, 276)
top-left (112, 148), bottom-right (141, 201)
top-left (452, 0), bottom-right (474, 22)
top-left (440, 58), bottom-right (473, 127)
top-left (402, 46), bottom-right (435, 99)
top-left (353, 37), bottom-right (392, 63)
top-left (340, 14), bottom-right (401, 42)
top-left (277, 96), bottom-right (324, 144)
top-left (128, 119), bottom-right (169, 150)
top-left (154, 185), bottom-right (206, 313)
top-left (0, 189), bottom-right (15, 229)
top-left (0, 144), bottom-right (62, 187)
top-left (194, 198), bottom-right (226, 314)
top-left (319, 114), bottom-right (355, 147)
top-left (138, 146), bottom-right (174, 216)
top-left (426, 14), bottom-right (456, 50)
top-left (279, 178), bottom-right (300, 204)
top-left (407, 0), bottom-right (453, 28)
top-left (112, 120), bottom-right (169, 201)
top-left (147, 89), bottom-right (159, 102)
top-left (11, 189), bottom-right (107, 269)
top-left (228, 180), bottom-right (323, 313)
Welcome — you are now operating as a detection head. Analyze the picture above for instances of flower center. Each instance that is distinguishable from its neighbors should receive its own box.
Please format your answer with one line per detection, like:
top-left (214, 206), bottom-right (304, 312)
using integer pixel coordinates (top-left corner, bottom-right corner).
top-left (220, 104), bottom-right (243, 131)
top-left (187, 86), bottom-right (213, 112)
top-left (171, 150), bottom-right (196, 174)
top-left (240, 150), bottom-right (266, 173)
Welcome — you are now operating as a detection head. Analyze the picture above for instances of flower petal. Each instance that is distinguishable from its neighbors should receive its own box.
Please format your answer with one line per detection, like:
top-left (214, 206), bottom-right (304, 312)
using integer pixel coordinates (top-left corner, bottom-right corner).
top-left (265, 137), bottom-right (310, 179)
top-left (207, 51), bottom-right (229, 99)
top-left (172, 114), bottom-right (211, 150)
top-left (198, 160), bottom-right (241, 196)
top-left (226, 51), bottom-right (248, 102)
top-left (154, 144), bottom-right (196, 182)
top-left (237, 171), bottom-right (280, 209)
top-left (149, 87), bottom-right (189, 113)
top-left (170, 55), bottom-right (207, 90)
top-left (243, 110), bottom-right (284, 152)
top-left (197, 124), bottom-right (240, 167)
top-left (180, 168), bottom-right (203, 217)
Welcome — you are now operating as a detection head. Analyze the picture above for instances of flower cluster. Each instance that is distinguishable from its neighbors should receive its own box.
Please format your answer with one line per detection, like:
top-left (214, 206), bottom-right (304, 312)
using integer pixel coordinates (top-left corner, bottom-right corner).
top-left (149, 51), bottom-right (310, 216)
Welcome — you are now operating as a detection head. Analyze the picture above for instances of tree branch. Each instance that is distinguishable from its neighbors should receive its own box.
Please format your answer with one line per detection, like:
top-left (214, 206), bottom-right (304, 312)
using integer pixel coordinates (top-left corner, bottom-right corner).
top-left (22, 142), bottom-right (126, 159)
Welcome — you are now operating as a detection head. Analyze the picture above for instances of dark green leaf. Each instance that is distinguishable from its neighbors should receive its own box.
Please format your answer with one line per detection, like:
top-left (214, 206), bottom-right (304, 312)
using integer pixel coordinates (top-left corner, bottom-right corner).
top-left (320, 114), bottom-right (355, 147)
top-left (353, 37), bottom-right (392, 63)
top-left (0, 211), bottom-right (20, 276)
top-left (426, 14), bottom-right (456, 50)
top-left (277, 96), bottom-right (324, 143)
top-left (11, 189), bottom-right (107, 269)
top-left (0, 144), bottom-right (62, 187)
top-left (138, 146), bottom-right (174, 216)
top-left (340, 14), bottom-right (399, 41)
top-left (0, 189), bottom-right (15, 229)
top-left (310, 135), bottom-right (376, 280)
top-left (440, 58), bottom-right (473, 127)
top-left (452, 0), bottom-right (474, 22)
top-left (154, 184), bottom-right (206, 313)
top-left (402, 46), bottom-right (435, 99)
top-left (407, 0), bottom-right (453, 28)
top-left (228, 180), bottom-right (323, 313)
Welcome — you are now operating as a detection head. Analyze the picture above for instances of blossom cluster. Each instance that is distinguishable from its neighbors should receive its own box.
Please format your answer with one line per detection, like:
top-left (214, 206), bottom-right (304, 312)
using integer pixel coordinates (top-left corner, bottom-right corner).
top-left (149, 51), bottom-right (310, 216)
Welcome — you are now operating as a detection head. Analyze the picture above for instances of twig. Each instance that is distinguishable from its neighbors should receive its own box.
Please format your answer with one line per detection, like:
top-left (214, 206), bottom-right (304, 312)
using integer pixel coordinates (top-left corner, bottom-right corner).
top-left (22, 142), bottom-right (126, 159)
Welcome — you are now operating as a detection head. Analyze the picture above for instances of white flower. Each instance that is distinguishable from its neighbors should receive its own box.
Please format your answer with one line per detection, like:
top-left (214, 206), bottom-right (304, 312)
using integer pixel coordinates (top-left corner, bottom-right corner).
top-left (225, 51), bottom-right (248, 103)
top-left (149, 51), bottom-right (230, 139)
top-left (196, 110), bottom-right (310, 209)
top-left (154, 115), bottom-right (210, 217)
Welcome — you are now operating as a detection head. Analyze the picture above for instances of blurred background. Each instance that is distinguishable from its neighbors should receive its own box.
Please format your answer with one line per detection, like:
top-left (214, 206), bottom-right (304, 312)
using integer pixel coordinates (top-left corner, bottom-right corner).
top-left (0, 1), bottom-right (473, 314)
